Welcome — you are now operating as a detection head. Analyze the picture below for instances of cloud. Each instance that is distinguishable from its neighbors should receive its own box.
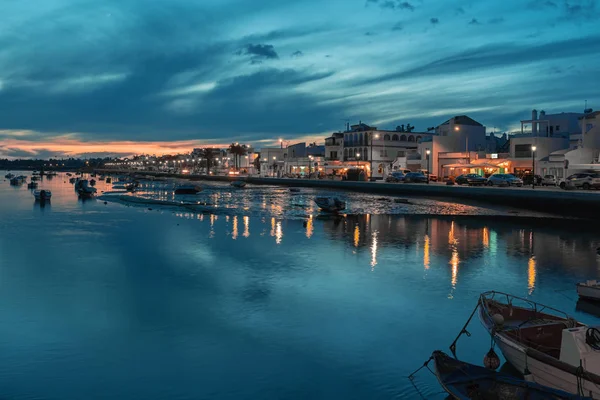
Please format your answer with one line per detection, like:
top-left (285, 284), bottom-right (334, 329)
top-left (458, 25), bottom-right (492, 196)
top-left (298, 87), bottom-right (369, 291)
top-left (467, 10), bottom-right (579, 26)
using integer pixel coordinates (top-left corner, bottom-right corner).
top-left (468, 18), bottom-right (481, 25)
top-left (366, 0), bottom-right (415, 10)
top-left (291, 50), bottom-right (304, 58)
top-left (240, 44), bottom-right (279, 60)
top-left (391, 22), bottom-right (404, 31)
top-left (430, 18), bottom-right (440, 24)
top-left (488, 17), bottom-right (505, 24)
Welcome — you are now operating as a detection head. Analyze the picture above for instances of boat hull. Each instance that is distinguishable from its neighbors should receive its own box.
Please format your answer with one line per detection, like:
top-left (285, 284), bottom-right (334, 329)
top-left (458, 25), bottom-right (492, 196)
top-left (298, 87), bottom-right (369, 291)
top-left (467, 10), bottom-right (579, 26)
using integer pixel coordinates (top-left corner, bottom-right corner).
top-left (577, 284), bottom-right (600, 301)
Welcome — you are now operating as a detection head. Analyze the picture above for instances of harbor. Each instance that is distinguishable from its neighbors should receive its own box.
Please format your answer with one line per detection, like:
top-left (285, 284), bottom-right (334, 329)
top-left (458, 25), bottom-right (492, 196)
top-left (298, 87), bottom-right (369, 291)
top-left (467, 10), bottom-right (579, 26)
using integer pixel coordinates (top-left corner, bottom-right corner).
top-left (1, 171), bottom-right (600, 398)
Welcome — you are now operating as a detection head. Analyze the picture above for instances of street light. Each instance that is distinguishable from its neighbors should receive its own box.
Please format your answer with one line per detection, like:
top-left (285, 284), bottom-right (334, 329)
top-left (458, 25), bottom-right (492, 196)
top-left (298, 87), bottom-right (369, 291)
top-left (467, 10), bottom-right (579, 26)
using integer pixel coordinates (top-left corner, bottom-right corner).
top-left (279, 138), bottom-right (283, 149)
top-left (309, 155), bottom-right (314, 176)
top-left (370, 133), bottom-right (379, 180)
top-left (531, 145), bottom-right (537, 189)
top-left (356, 152), bottom-right (360, 167)
top-left (426, 149), bottom-right (431, 184)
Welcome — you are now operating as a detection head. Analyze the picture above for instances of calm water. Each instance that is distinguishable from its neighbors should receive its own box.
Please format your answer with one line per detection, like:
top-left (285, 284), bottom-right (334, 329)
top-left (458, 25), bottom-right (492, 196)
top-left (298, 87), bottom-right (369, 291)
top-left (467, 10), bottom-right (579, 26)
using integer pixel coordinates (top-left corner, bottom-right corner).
top-left (1, 172), bottom-right (600, 399)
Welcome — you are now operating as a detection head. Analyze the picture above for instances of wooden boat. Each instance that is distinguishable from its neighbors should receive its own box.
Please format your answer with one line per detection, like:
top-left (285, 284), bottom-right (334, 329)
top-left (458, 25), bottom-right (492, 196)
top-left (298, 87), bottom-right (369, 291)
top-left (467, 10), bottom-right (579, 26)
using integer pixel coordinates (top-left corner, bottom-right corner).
top-left (33, 190), bottom-right (52, 201)
top-left (314, 197), bottom-right (346, 212)
top-left (432, 350), bottom-right (590, 399)
top-left (174, 184), bottom-right (202, 195)
top-left (478, 291), bottom-right (600, 396)
top-left (230, 180), bottom-right (246, 188)
top-left (577, 281), bottom-right (600, 301)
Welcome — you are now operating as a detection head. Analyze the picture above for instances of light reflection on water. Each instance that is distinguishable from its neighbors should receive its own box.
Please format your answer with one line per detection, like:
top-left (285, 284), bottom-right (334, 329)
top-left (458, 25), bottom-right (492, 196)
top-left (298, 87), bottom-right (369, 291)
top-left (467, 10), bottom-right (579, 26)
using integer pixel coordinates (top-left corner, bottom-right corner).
top-left (0, 172), bottom-right (600, 399)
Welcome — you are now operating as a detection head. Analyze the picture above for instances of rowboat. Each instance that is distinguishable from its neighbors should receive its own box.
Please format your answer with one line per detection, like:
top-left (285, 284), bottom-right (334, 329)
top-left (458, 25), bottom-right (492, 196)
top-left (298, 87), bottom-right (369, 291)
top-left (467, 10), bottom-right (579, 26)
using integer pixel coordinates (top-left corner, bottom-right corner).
top-left (174, 184), bottom-right (202, 194)
top-left (577, 281), bottom-right (600, 301)
top-left (314, 197), bottom-right (346, 212)
top-left (230, 180), bottom-right (246, 188)
top-left (432, 350), bottom-right (590, 399)
top-left (33, 190), bottom-right (52, 201)
top-left (478, 291), bottom-right (600, 397)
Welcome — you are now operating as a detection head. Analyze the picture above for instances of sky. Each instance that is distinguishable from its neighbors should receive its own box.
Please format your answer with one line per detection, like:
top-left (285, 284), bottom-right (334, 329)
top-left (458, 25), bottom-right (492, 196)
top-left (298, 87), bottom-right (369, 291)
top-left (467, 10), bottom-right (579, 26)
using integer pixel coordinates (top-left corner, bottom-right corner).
top-left (1, 0), bottom-right (599, 158)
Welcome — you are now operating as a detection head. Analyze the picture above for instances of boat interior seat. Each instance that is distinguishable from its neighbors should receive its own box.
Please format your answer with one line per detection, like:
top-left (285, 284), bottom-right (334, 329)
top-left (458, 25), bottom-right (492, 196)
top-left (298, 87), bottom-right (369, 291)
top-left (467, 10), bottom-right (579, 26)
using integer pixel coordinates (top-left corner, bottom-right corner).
top-left (506, 323), bottom-right (565, 359)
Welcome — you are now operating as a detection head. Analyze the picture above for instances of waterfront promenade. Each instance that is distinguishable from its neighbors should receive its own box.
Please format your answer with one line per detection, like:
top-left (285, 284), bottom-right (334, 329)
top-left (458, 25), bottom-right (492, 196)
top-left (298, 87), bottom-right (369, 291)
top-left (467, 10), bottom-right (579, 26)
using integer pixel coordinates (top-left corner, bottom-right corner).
top-left (99, 169), bottom-right (600, 218)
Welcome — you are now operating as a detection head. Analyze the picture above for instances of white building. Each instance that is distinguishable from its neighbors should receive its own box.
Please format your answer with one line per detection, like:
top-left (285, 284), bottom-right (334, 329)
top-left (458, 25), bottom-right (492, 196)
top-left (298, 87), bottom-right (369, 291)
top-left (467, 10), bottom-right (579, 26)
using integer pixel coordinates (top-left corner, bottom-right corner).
top-left (520, 109), bottom-right (584, 148)
top-left (257, 147), bottom-right (287, 177)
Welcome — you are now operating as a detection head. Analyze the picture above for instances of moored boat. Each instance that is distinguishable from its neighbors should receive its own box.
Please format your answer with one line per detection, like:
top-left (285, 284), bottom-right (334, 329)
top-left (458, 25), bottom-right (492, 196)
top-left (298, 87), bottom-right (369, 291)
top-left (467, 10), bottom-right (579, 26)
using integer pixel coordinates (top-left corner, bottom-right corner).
top-left (106, 177), bottom-right (112, 183)
top-left (10, 176), bottom-right (26, 185)
top-left (90, 179), bottom-right (96, 186)
top-left (76, 179), bottom-right (97, 197)
top-left (314, 197), bottom-right (346, 212)
top-left (231, 180), bottom-right (246, 188)
top-left (33, 190), bottom-right (52, 201)
top-left (5, 173), bottom-right (14, 179)
top-left (69, 177), bottom-right (76, 184)
top-left (432, 350), bottom-right (590, 399)
top-left (174, 184), bottom-right (202, 194)
top-left (478, 291), bottom-right (600, 396)
top-left (27, 181), bottom-right (38, 189)
top-left (577, 281), bottom-right (600, 301)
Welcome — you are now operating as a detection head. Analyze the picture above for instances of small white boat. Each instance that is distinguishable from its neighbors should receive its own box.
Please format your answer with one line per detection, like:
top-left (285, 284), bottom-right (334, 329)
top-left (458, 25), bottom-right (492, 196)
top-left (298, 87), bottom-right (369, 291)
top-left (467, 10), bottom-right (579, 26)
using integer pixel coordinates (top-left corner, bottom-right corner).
top-left (174, 184), bottom-right (202, 194)
top-left (231, 180), bottom-right (246, 188)
top-left (479, 291), bottom-right (600, 396)
top-left (577, 280), bottom-right (600, 301)
top-left (33, 189), bottom-right (52, 201)
top-left (314, 197), bottom-right (346, 212)
top-left (27, 181), bottom-right (38, 189)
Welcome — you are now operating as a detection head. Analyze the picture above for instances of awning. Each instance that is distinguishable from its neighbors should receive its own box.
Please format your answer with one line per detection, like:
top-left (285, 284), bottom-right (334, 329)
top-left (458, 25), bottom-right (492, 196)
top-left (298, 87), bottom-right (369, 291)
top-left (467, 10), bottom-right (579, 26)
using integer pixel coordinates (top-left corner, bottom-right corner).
top-left (442, 163), bottom-right (476, 168)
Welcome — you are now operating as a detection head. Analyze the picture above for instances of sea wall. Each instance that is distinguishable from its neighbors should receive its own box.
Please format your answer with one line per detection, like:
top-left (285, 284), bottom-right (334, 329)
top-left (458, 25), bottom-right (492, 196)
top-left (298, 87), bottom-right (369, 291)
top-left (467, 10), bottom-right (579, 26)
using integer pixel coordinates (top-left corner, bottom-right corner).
top-left (98, 170), bottom-right (600, 218)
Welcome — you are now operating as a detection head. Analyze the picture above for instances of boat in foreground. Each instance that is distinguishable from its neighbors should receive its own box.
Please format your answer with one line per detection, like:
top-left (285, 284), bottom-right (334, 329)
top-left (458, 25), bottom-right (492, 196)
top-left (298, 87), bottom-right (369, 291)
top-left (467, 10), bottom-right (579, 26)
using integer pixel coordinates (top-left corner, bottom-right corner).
top-left (174, 184), bottom-right (202, 195)
top-left (478, 291), bottom-right (600, 396)
top-left (432, 350), bottom-right (590, 399)
top-left (577, 281), bottom-right (600, 301)
top-left (33, 190), bottom-right (52, 201)
top-left (314, 197), bottom-right (346, 212)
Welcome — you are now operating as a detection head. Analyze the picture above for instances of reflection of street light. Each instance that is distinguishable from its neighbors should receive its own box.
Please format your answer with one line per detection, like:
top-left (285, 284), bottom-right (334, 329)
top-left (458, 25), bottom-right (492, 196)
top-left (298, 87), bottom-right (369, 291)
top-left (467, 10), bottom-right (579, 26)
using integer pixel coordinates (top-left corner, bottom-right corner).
top-left (531, 145), bottom-right (537, 189)
top-left (426, 149), bottom-right (431, 184)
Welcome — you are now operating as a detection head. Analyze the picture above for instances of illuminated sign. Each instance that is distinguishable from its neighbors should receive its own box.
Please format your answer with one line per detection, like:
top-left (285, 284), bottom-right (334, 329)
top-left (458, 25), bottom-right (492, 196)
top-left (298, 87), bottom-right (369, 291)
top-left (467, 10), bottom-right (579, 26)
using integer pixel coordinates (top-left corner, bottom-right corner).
top-left (491, 153), bottom-right (498, 159)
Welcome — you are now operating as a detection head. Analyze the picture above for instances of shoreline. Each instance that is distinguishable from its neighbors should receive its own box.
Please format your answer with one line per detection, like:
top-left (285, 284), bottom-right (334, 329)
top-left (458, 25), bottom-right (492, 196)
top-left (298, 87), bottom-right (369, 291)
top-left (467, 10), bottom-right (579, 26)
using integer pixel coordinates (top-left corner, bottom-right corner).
top-left (99, 169), bottom-right (599, 219)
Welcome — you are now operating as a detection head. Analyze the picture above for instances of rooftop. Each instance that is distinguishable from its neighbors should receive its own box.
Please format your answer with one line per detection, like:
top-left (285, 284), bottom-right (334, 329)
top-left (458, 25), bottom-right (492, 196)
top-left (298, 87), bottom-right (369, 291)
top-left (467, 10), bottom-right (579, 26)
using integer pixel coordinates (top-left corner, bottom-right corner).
top-left (439, 115), bottom-right (483, 127)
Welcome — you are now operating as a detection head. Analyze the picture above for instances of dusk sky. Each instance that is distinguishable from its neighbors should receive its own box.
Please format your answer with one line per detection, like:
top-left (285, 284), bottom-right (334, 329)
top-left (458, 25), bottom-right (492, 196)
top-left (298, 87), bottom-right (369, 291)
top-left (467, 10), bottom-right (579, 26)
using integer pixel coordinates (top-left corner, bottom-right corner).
top-left (1, 0), bottom-right (599, 158)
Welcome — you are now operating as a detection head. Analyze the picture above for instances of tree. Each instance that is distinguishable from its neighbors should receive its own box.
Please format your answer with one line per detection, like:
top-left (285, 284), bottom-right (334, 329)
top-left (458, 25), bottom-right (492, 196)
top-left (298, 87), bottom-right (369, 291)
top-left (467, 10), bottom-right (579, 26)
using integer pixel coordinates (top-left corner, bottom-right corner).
top-left (196, 148), bottom-right (216, 175)
top-left (228, 143), bottom-right (248, 171)
top-left (253, 154), bottom-right (261, 175)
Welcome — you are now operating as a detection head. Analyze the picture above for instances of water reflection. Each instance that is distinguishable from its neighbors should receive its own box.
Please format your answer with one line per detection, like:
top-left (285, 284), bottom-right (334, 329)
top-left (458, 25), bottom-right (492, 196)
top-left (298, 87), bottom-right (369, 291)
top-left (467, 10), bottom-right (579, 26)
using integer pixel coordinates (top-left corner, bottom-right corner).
top-left (528, 256), bottom-right (537, 294)
top-left (243, 216), bottom-right (250, 238)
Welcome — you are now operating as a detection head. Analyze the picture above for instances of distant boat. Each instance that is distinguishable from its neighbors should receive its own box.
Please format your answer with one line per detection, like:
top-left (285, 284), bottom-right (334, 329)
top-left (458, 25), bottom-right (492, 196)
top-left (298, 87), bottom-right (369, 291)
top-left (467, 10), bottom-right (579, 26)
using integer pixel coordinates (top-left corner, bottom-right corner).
top-left (10, 176), bottom-right (26, 185)
top-left (27, 181), bottom-right (38, 189)
top-left (231, 180), bottom-right (246, 188)
top-left (33, 189), bottom-right (52, 201)
top-left (577, 280), bottom-right (600, 301)
top-left (289, 188), bottom-right (301, 193)
top-left (90, 179), bottom-right (96, 186)
top-left (5, 173), bottom-right (14, 179)
top-left (106, 177), bottom-right (112, 184)
top-left (69, 177), bottom-right (76, 184)
top-left (431, 350), bottom-right (590, 399)
top-left (76, 179), bottom-right (97, 197)
top-left (314, 197), bottom-right (346, 212)
top-left (66, 173), bottom-right (72, 176)
top-left (174, 184), bottom-right (202, 194)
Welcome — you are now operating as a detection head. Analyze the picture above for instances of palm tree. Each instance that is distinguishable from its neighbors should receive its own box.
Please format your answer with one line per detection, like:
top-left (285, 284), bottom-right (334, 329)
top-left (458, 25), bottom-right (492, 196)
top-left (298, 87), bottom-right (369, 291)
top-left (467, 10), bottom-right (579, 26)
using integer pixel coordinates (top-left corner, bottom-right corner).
top-left (197, 148), bottom-right (216, 175)
top-left (228, 143), bottom-right (248, 171)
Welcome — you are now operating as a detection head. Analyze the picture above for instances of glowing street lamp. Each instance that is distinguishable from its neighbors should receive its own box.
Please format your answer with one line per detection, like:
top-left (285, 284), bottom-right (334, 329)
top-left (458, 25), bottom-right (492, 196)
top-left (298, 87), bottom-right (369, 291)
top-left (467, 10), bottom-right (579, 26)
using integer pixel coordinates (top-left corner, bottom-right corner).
top-left (356, 152), bottom-right (360, 167)
top-left (426, 149), bottom-right (431, 184)
top-left (531, 145), bottom-right (537, 189)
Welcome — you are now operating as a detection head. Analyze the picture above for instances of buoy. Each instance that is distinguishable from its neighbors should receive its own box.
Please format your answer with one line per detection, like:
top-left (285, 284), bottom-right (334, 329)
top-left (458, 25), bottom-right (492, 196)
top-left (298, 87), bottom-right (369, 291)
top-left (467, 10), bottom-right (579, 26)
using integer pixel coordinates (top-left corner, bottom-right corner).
top-left (104, 201), bottom-right (107, 205)
top-left (492, 313), bottom-right (504, 326)
top-left (523, 366), bottom-right (534, 382)
top-left (483, 348), bottom-right (501, 370)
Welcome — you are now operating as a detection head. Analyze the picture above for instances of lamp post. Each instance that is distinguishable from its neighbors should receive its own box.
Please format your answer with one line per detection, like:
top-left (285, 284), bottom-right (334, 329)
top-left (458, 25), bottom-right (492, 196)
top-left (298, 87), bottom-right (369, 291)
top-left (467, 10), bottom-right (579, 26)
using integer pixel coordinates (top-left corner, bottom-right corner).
top-left (370, 133), bottom-right (379, 180)
top-left (279, 138), bottom-right (283, 149)
top-left (309, 155), bottom-right (314, 177)
top-left (356, 152), bottom-right (360, 167)
top-left (531, 145), bottom-right (537, 189)
top-left (273, 156), bottom-right (277, 177)
top-left (426, 149), bottom-right (431, 184)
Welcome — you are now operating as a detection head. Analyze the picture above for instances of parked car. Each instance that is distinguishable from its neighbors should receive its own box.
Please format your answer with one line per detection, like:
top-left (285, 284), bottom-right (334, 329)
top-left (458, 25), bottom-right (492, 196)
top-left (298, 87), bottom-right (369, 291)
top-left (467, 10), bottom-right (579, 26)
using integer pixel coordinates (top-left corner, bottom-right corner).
top-left (420, 170), bottom-right (438, 182)
top-left (487, 174), bottom-right (523, 187)
top-left (541, 174), bottom-right (557, 186)
top-left (385, 172), bottom-right (405, 182)
top-left (563, 173), bottom-right (600, 190)
top-left (522, 174), bottom-right (542, 185)
top-left (404, 172), bottom-right (428, 183)
top-left (455, 174), bottom-right (487, 186)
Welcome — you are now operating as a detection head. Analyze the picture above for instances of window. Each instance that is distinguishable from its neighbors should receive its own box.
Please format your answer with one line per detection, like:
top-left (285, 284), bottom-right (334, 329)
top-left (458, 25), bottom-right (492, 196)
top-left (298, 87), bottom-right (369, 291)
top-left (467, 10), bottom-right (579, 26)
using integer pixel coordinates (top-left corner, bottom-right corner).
top-left (330, 151), bottom-right (338, 159)
top-left (514, 144), bottom-right (533, 158)
top-left (556, 125), bottom-right (560, 131)
top-left (384, 134), bottom-right (391, 141)
top-left (542, 168), bottom-right (547, 175)
top-left (359, 133), bottom-right (364, 146)
top-left (416, 136), bottom-right (422, 143)
top-left (400, 134), bottom-right (407, 141)
top-left (392, 134), bottom-right (399, 141)
top-left (397, 151), bottom-right (405, 157)
top-left (408, 135), bottom-right (415, 142)
top-left (557, 168), bottom-right (564, 178)
top-left (380, 150), bottom-right (388, 157)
